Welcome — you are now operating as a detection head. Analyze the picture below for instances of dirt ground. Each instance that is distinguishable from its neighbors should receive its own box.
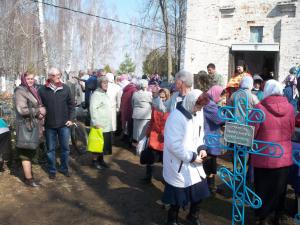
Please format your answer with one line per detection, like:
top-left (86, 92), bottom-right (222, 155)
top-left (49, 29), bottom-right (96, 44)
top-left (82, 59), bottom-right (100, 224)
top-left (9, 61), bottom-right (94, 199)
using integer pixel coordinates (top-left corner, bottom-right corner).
top-left (0, 139), bottom-right (297, 225)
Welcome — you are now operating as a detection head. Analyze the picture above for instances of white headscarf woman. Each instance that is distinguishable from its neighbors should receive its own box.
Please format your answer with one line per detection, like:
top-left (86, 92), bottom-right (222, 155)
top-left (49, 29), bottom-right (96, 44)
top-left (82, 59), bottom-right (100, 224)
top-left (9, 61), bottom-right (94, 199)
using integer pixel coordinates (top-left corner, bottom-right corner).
top-left (162, 89), bottom-right (210, 225)
top-left (263, 79), bottom-right (284, 99)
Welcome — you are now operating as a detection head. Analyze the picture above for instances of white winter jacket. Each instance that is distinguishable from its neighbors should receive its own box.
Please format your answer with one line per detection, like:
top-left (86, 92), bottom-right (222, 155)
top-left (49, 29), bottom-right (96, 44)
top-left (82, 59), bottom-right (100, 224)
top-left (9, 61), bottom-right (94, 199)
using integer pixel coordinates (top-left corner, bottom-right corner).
top-left (163, 107), bottom-right (206, 188)
top-left (107, 82), bottom-right (122, 131)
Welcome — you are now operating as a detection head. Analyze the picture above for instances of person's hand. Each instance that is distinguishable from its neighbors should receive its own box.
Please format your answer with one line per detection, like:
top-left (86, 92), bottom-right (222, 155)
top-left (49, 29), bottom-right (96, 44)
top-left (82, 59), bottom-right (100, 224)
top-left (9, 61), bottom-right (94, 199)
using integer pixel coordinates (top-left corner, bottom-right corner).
top-left (65, 121), bottom-right (73, 127)
top-left (39, 107), bottom-right (46, 116)
top-left (199, 150), bottom-right (207, 159)
top-left (194, 155), bottom-right (203, 164)
top-left (152, 85), bottom-right (159, 98)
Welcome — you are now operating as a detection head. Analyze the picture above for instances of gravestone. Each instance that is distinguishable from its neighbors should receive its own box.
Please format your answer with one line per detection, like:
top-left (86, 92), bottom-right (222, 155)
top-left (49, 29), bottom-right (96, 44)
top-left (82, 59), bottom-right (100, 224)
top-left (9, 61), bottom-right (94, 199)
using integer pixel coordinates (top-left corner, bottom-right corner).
top-left (205, 89), bottom-right (284, 225)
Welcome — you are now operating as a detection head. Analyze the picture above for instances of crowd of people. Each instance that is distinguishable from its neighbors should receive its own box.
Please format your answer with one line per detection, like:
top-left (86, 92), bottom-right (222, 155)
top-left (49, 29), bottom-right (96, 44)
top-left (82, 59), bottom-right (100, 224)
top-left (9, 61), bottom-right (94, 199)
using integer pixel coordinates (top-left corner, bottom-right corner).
top-left (0, 62), bottom-right (299, 225)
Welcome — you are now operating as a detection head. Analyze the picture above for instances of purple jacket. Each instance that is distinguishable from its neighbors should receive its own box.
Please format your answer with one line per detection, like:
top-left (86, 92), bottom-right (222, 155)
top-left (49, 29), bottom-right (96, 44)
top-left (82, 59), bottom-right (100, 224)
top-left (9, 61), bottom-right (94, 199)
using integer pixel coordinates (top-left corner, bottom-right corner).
top-left (204, 100), bottom-right (224, 155)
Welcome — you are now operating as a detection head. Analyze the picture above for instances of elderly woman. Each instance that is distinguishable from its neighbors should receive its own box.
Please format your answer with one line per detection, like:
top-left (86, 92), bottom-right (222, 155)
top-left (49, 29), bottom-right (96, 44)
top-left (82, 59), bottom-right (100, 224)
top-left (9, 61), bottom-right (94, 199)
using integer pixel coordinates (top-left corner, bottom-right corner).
top-left (250, 80), bottom-right (295, 225)
top-left (162, 89), bottom-right (210, 225)
top-left (229, 76), bottom-right (259, 124)
top-left (203, 85), bottom-right (224, 194)
top-left (14, 71), bottom-right (46, 187)
top-left (141, 88), bottom-right (170, 184)
top-left (131, 79), bottom-right (152, 142)
top-left (152, 70), bottom-right (193, 113)
top-left (89, 76), bottom-right (113, 170)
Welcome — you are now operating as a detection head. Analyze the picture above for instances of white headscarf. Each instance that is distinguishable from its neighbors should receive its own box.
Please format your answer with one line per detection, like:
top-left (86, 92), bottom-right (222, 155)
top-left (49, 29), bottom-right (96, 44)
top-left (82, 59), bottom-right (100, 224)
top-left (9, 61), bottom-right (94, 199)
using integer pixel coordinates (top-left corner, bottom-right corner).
top-left (138, 79), bottom-right (148, 90)
top-left (182, 89), bottom-right (203, 113)
top-left (263, 79), bottom-right (284, 99)
top-left (106, 73), bottom-right (114, 83)
top-left (240, 76), bottom-right (254, 90)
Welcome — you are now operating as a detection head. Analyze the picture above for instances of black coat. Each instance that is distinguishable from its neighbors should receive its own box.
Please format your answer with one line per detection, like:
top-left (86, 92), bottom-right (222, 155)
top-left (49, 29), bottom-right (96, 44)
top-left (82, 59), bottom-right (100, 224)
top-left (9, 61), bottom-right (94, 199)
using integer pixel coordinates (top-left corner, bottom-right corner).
top-left (39, 84), bottom-right (75, 128)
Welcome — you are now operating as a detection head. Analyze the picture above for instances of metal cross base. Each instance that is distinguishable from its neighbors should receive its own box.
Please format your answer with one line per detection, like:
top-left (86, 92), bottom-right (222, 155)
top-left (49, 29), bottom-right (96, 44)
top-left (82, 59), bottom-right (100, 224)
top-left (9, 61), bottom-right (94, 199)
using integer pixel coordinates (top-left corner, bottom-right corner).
top-left (292, 148), bottom-right (300, 224)
top-left (204, 90), bottom-right (284, 225)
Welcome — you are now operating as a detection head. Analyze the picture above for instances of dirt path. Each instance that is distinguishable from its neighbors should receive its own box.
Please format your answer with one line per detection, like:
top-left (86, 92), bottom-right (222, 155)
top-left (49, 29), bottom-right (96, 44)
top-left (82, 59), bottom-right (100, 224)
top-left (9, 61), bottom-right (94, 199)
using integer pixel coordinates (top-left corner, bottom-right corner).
top-left (0, 142), bottom-right (296, 225)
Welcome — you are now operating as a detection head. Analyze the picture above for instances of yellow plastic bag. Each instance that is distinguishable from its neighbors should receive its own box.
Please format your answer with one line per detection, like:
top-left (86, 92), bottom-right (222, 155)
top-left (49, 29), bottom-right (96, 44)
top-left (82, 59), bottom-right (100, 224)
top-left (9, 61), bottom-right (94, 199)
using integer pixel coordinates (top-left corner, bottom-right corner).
top-left (87, 128), bottom-right (104, 153)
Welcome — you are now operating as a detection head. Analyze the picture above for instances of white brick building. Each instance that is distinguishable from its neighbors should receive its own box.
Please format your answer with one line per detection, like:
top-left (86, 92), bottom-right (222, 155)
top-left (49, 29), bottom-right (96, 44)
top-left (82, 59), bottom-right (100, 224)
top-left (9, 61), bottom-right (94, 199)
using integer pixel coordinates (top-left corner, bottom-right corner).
top-left (182, 0), bottom-right (300, 82)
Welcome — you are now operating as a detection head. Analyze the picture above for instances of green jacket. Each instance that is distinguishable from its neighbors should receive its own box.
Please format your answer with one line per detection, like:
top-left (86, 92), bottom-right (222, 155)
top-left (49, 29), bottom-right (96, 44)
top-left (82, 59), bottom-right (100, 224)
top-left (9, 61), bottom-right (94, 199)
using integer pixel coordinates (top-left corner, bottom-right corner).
top-left (89, 89), bottom-right (112, 132)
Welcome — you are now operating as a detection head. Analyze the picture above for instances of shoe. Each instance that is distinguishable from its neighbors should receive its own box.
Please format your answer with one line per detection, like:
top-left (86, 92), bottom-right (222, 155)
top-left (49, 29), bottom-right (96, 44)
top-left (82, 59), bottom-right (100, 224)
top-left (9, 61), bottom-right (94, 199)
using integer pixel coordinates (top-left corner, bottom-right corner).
top-left (92, 161), bottom-right (104, 171)
top-left (140, 176), bottom-right (151, 184)
top-left (59, 170), bottom-right (70, 177)
top-left (49, 173), bottom-right (56, 180)
top-left (186, 214), bottom-right (201, 225)
top-left (99, 161), bottom-right (109, 169)
top-left (24, 178), bottom-right (39, 187)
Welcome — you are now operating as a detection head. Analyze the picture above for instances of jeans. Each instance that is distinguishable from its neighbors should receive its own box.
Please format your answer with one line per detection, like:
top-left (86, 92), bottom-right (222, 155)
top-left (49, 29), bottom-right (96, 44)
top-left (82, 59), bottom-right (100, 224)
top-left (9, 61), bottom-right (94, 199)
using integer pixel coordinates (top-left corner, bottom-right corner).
top-left (45, 126), bottom-right (70, 174)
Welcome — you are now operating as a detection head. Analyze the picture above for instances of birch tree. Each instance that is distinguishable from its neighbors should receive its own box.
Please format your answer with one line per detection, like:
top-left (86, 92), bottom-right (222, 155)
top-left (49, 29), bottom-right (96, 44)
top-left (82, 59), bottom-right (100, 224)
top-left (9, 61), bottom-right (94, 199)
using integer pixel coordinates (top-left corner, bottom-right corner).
top-left (37, 0), bottom-right (49, 76)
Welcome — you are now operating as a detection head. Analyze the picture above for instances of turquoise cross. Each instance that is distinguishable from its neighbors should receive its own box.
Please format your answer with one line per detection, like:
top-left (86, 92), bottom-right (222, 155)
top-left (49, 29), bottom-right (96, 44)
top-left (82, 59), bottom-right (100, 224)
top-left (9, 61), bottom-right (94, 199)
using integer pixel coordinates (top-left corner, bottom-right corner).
top-left (204, 89), bottom-right (284, 225)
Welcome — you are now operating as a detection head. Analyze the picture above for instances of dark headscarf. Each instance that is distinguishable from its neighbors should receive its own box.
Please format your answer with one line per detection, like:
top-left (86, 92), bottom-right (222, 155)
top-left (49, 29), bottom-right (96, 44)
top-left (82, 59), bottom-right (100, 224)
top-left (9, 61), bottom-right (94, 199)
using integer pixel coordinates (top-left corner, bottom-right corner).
top-left (21, 72), bottom-right (42, 105)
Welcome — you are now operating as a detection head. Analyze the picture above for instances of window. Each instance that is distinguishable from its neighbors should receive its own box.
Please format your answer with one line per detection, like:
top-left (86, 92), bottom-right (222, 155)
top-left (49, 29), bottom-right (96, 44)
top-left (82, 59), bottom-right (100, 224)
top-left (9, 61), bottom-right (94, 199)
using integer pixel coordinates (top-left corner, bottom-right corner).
top-left (250, 26), bottom-right (263, 43)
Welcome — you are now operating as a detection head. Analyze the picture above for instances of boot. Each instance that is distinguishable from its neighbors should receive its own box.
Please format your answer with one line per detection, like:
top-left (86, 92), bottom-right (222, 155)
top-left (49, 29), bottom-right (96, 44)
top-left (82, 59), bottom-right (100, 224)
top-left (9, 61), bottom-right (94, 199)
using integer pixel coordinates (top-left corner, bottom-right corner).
top-left (141, 165), bottom-right (152, 184)
top-left (186, 202), bottom-right (201, 225)
top-left (207, 177), bottom-right (216, 195)
top-left (166, 205), bottom-right (179, 225)
top-left (97, 154), bottom-right (109, 168)
top-left (92, 160), bottom-right (103, 171)
top-left (0, 161), bottom-right (4, 172)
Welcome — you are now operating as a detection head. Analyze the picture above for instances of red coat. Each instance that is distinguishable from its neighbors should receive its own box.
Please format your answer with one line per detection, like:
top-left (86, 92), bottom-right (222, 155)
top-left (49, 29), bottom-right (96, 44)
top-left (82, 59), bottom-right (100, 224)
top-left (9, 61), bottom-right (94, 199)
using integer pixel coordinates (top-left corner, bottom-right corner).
top-left (120, 84), bottom-right (137, 129)
top-left (250, 96), bottom-right (295, 169)
top-left (146, 108), bottom-right (169, 151)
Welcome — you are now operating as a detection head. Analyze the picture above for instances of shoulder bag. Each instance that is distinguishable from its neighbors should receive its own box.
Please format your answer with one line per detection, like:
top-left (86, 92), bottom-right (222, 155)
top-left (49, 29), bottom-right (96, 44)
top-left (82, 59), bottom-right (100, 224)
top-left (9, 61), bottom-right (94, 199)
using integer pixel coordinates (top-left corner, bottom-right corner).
top-left (16, 100), bottom-right (40, 150)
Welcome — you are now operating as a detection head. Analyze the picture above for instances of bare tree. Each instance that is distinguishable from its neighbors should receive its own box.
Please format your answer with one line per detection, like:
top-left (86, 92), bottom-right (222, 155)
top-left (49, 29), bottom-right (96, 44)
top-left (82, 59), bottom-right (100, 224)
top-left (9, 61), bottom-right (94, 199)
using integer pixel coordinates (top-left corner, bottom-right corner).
top-left (159, 0), bottom-right (172, 82)
top-left (37, 0), bottom-right (49, 75)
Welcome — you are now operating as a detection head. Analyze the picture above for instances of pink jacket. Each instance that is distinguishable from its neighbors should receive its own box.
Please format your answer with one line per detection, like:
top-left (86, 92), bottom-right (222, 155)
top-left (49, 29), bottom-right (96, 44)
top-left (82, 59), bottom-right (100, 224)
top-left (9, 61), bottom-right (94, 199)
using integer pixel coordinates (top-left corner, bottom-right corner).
top-left (250, 96), bottom-right (295, 169)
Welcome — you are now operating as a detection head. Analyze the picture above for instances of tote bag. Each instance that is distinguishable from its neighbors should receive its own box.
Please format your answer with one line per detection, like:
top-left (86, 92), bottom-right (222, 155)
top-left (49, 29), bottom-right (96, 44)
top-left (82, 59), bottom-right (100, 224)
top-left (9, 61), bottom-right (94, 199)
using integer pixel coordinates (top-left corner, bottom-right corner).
top-left (87, 127), bottom-right (104, 153)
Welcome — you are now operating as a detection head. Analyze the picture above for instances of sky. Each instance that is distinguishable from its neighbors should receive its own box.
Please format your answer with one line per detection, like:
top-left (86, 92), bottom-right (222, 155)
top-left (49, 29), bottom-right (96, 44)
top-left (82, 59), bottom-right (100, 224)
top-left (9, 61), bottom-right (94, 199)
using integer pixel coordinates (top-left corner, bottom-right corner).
top-left (108, 0), bottom-right (141, 21)
top-left (105, 0), bottom-right (144, 73)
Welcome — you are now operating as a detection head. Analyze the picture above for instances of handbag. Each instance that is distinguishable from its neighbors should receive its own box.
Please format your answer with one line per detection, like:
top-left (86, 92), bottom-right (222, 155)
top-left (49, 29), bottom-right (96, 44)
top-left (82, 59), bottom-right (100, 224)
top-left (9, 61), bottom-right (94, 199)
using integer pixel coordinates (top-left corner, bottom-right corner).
top-left (87, 127), bottom-right (104, 153)
top-left (140, 138), bottom-right (155, 165)
top-left (296, 112), bottom-right (300, 127)
top-left (16, 101), bottom-right (39, 150)
top-left (136, 136), bottom-right (148, 156)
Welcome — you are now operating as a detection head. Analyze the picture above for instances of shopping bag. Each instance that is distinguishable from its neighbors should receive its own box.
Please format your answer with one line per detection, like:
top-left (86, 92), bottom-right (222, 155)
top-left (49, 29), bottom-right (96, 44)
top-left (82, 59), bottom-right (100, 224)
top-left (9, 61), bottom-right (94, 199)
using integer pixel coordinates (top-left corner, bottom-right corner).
top-left (87, 127), bottom-right (104, 153)
top-left (136, 136), bottom-right (148, 156)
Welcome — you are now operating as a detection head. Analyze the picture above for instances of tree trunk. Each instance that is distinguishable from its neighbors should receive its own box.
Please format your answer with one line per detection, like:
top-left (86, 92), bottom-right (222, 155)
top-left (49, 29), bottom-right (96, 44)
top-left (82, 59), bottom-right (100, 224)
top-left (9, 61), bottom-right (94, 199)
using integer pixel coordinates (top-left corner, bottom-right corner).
top-left (159, 0), bottom-right (172, 82)
top-left (65, 14), bottom-right (75, 74)
top-left (37, 0), bottom-right (49, 76)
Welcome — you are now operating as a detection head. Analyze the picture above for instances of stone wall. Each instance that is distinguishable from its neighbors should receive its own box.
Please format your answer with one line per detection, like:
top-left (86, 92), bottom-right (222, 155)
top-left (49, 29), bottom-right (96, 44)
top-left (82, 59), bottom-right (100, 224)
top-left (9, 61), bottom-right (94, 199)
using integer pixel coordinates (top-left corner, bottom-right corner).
top-left (183, 0), bottom-right (300, 82)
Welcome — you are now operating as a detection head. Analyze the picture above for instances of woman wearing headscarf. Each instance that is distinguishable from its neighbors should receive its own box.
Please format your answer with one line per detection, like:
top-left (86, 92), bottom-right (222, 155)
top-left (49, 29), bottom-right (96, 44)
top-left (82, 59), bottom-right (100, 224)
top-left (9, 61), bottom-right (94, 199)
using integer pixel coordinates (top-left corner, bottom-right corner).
top-left (252, 75), bottom-right (264, 101)
top-left (250, 80), bottom-right (295, 225)
top-left (141, 88), bottom-right (170, 184)
top-left (131, 79), bottom-right (152, 142)
top-left (89, 76), bottom-right (113, 170)
top-left (162, 89), bottom-right (210, 225)
top-left (229, 76), bottom-right (259, 123)
top-left (14, 71), bottom-right (46, 187)
top-left (203, 85), bottom-right (225, 194)
top-left (283, 68), bottom-right (299, 113)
